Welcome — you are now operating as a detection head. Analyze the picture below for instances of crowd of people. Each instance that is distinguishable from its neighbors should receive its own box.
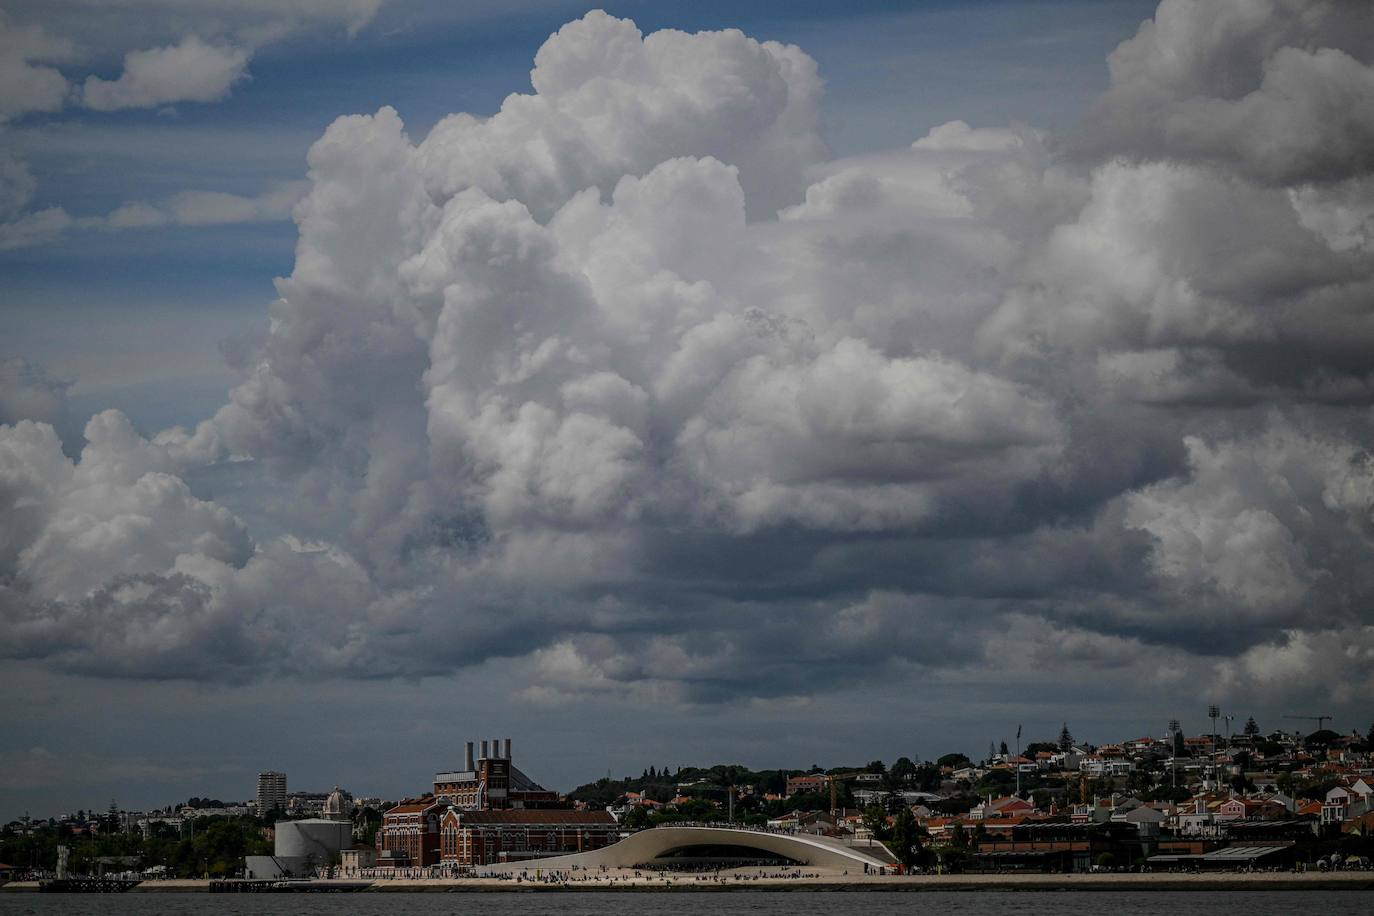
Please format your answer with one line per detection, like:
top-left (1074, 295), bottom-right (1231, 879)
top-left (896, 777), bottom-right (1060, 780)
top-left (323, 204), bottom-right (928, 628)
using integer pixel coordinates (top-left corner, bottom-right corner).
top-left (495, 865), bottom-right (828, 886)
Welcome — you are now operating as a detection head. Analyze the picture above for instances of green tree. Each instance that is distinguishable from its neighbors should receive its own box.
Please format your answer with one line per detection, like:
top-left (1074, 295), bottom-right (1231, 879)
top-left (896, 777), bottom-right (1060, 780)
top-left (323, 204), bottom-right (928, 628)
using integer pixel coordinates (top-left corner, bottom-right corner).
top-left (621, 806), bottom-right (650, 831)
top-left (354, 806), bottom-right (382, 846)
top-left (976, 769), bottom-right (1014, 791)
top-left (1244, 717), bottom-right (1259, 736)
top-left (861, 804), bottom-right (890, 841)
top-left (939, 847), bottom-right (972, 874)
top-left (885, 807), bottom-right (925, 869)
top-left (937, 753), bottom-right (971, 769)
top-left (101, 800), bottom-right (121, 836)
top-left (911, 763), bottom-right (942, 792)
top-left (890, 757), bottom-right (918, 783)
top-left (1058, 724), bottom-right (1074, 751)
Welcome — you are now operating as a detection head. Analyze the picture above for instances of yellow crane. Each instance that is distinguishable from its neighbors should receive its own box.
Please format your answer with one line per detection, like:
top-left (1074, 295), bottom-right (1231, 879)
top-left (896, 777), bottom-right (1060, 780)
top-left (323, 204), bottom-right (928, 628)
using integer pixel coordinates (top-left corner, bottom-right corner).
top-left (826, 771), bottom-right (866, 816)
top-left (1283, 714), bottom-right (1333, 732)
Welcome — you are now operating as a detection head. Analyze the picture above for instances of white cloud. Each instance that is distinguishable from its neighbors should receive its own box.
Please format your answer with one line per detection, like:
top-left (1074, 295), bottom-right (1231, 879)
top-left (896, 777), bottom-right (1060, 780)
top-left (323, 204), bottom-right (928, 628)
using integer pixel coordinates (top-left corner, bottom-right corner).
top-left (1125, 419), bottom-right (1374, 621)
top-left (104, 181), bottom-right (307, 228)
top-left (1221, 626), bottom-right (1374, 704)
top-left (978, 158), bottom-right (1374, 402)
top-left (1083, 0), bottom-right (1374, 185)
top-left (1, 411), bottom-right (247, 604)
top-left (677, 338), bottom-right (1062, 532)
top-left (416, 10), bottom-right (825, 218)
top-left (81, 35), bottom-right (250, 111)
top-left (1290, 176), bottom-right (1374, 254)
top-left (0, 203), bottom-right (71, 249)
top-left (0, 180), bottom-right (307, 248)
top-left (0, 12), bottom-right (73, 122)
top-left (3, 7), bottom-right (1374, 720)
top-left (912, 119), bottom-right (1025, 153)
top-left (0, 357), bottom-right (70, 427)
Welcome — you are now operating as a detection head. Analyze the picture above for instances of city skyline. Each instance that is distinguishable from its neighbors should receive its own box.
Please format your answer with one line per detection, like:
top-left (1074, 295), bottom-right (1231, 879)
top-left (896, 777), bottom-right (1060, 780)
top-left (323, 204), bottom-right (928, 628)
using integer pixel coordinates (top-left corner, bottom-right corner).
top-left (9, 712), bottom-right (1370, 831)
top-left (3, 0), bottom-right (1374, 822)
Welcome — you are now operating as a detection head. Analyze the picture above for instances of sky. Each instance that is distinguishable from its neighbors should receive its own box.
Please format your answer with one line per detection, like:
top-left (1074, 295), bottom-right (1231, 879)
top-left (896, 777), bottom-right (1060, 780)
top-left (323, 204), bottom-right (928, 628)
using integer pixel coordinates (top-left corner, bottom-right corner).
top-left (2, 0), bottom-right (1373, 820)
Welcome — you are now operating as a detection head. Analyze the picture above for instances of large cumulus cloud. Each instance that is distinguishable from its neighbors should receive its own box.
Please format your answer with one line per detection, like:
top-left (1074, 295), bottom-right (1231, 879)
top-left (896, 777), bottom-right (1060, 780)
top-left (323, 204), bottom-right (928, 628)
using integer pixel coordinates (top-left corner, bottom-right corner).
top-left (417, 11), bottom-right (824, 219)
top-left (4, 6), bottom-right (1374, 719)
top-left (1080, 0), bottom-right (1374, 186)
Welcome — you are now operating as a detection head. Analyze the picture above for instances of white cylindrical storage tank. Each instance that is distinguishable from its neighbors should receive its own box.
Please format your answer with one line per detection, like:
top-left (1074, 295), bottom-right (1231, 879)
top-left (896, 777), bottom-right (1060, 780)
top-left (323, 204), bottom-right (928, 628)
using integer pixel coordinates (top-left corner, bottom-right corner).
top-left (274, 818), bottom-right (353, 859)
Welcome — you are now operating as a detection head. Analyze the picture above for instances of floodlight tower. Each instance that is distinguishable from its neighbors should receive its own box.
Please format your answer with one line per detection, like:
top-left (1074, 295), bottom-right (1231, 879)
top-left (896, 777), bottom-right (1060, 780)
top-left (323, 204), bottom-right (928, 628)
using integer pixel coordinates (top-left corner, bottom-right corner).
top-left (1168, 719), bottom-right (1181, 788)
top-left (1208, 705), bottom-right (1220, 784)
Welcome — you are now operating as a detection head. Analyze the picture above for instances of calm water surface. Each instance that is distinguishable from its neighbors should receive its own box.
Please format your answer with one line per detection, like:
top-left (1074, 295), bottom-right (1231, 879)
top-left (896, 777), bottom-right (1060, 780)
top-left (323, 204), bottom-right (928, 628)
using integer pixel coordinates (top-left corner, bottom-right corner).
top-left (0, 892), bottom-right (1370, 915)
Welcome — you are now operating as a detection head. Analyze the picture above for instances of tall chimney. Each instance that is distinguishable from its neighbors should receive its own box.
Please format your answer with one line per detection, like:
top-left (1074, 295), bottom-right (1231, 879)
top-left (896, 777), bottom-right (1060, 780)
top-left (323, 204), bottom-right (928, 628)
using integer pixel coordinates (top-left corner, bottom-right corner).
top-left (465, 742), bottom-right (475, 771)
top-left (481, 740), bottom-right (489, 760)
top-left (504, 738), bottom-right (512, 760)
top-left (492, 736), bottom-right (501, 758)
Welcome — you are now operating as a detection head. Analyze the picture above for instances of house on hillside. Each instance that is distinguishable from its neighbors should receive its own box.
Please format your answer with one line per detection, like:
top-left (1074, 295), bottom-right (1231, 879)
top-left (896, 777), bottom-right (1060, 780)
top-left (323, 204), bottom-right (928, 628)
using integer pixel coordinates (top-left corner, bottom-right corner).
top-left (1323, 779), bottom-right (1374, 825)
top-left (969, 796), bottom-right (1036, 821)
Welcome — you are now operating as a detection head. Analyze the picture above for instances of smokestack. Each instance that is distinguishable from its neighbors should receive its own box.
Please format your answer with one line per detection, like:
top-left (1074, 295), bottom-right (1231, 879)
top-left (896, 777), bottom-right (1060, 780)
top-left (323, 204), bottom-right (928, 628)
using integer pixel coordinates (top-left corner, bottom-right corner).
top-left (504, 738), bottom-right (512, 760)
top-left (481, 740), bottom-right (489, 760)
top-left (465, 742), bottom-right (475, 771)
top-left (492, 737), bottom-right (500, 759)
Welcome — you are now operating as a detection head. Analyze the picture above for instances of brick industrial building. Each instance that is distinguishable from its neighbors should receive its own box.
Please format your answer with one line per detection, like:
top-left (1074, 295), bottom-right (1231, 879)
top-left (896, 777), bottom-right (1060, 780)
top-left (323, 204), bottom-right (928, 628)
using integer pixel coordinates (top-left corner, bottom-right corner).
top-left (432, 739), bottom-right (559, 810)
top-left (376, 737), bottom-right (620, 869)
top-left (439, 808), bottom-right (618, 867)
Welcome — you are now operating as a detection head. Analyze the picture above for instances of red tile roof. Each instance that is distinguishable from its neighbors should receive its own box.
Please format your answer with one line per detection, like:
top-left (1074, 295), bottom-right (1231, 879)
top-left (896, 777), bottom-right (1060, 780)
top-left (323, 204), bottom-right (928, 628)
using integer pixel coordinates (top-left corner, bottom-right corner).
top-left (385, 801), bottom-right (437, 815)
top-left (451, 809), bottom-right (617, 825)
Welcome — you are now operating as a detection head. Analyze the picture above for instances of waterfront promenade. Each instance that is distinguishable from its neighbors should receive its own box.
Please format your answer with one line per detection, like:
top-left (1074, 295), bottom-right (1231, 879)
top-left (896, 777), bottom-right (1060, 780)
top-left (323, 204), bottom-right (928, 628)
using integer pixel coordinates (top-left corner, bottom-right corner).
top-left (4, 870), bottom-right (1374, 892)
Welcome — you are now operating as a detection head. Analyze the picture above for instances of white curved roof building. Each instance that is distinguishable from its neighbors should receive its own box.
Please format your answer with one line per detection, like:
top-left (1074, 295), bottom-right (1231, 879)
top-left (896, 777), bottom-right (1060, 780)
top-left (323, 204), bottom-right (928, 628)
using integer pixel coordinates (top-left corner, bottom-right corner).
top-left (478, 825), bottom-right (896, 875)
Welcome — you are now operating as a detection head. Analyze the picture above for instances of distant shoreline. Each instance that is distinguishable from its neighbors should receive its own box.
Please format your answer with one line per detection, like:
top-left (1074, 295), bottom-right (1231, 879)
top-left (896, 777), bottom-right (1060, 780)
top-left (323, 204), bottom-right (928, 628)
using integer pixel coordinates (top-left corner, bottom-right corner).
top-left (5, 873), bottom-right (1374, 893)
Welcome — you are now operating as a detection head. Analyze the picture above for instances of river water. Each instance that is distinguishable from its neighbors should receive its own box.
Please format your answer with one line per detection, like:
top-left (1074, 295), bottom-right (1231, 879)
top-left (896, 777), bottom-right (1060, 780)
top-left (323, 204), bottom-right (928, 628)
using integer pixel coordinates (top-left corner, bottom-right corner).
top-left (0, 891), bottom-right (1370, 915)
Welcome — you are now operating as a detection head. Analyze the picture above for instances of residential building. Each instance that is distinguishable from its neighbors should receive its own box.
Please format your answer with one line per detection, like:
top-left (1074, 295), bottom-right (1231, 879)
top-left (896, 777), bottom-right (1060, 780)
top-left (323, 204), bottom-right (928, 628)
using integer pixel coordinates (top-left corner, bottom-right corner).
top-left (256, 771), bottom-right (287, 814)
top-left (1216, 797), bottom-right (1286, 821)
top-left (785, 775), bottom-right (828, 797)
top-left (969, 795), bottom-right (1036, 820)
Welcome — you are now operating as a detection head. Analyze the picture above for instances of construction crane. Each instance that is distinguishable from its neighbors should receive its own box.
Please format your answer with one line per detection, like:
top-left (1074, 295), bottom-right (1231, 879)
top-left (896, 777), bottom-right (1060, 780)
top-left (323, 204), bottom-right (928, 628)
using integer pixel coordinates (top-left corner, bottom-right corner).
top-left (1284, 714), bottom-right (1333, 732)
top-left (826, 772), bottom-right (865, 817)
